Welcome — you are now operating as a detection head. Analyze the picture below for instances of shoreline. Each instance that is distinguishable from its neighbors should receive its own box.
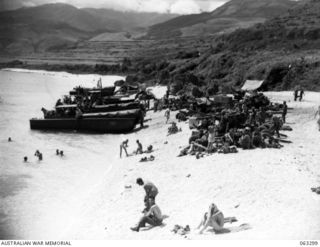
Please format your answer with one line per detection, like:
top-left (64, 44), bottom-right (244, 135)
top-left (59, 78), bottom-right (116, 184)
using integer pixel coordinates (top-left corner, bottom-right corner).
top-left (0, 62), bottom-right (129, 77)
top-left (0, 68), bottom-right (126, 78)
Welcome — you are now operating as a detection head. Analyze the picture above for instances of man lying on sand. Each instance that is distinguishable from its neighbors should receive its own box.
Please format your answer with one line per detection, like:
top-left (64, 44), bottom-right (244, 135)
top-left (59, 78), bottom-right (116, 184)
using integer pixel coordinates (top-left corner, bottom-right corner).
top-left (131, 197), bottom-right (163, 232)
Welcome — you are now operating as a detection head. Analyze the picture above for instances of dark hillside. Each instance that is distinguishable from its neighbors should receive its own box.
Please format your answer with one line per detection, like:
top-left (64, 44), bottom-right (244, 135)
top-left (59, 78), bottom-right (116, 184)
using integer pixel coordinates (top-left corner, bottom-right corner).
top-left (128, 0), bottom-right (320, 91)
top-left (192, 0), bottom-right (320, 90)
top-left (217, 0), bottom-right (320, 51)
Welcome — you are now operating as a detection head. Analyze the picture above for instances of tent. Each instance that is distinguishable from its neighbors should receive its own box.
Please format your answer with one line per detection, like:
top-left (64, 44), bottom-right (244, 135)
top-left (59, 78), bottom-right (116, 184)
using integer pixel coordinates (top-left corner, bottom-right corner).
top-left (241, 80), bottom-right (264, 91)
top-left (146, 86), bottom-right (168, 99)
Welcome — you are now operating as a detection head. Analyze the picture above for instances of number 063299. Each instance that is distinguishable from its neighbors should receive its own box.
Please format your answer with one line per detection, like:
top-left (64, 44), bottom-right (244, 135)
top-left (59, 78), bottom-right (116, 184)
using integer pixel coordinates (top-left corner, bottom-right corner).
top-left (300, 241), bottom-right (318, 245)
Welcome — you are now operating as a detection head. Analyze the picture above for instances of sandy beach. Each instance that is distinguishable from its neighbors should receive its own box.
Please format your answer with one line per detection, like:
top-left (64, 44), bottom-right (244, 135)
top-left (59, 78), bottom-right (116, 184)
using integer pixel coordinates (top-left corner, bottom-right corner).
top-left (64, 91), bottom-right (320, 240)
top-left (1, 0), bottom-right (320, 241)
top-left (0, 70), bottom-right (319, 240)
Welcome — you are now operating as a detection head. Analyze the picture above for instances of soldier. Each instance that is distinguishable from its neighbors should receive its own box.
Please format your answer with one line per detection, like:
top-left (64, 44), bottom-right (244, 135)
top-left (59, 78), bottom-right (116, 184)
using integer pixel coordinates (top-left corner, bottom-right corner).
top-left (272, 116), bottom-right (281, 138)
top-left (197, 203), bottom-right (225, 234)
top-left (130, 197), bottom-right (163, 232)
top-left (293, 89), bottom-right (299, 101)
top-left (282, 101), bottom-right (288, 123)
top-left (136, 178), bottom-right (159, 211)
top-left (165, 109), bottom-right (170, 124)
top-left (120, 139), bottom-right (129, 158)
top-left (299, 89), bottom-right (305, 101)
top-left (135, 140), bottom-right (143, 154)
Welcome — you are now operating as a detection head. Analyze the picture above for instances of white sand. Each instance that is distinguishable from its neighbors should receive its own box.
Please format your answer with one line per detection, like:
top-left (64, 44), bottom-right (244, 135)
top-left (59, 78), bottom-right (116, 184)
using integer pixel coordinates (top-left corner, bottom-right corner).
top-left (64, 91), bottom-right (320, 240)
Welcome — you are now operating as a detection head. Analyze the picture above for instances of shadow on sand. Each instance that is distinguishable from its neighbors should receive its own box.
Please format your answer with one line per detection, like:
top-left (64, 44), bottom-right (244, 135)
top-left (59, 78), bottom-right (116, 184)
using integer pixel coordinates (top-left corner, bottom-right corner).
top-left (208, 223), bottom-right (251, 235)
top-left (140, 215), bottom-right (170, 231)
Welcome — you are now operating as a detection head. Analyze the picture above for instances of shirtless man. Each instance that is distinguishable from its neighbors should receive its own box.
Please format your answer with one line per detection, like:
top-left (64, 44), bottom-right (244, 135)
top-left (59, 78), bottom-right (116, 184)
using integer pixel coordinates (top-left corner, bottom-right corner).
top-left (197, 203), bottom-right (224, 234)
top-left (131, 197), bottom-right (163, 232)
top-left (135, 140), bottom-right (143, 154)
top-left (120, 139), bottom-right (129, 158)
top-left (136, 178), bottom-right (158, 210)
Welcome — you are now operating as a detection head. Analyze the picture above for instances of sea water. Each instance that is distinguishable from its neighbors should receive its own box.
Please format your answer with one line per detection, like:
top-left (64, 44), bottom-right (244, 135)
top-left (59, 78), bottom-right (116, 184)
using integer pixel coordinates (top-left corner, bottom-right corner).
top-left (0, 69), bottom-right (125, 239)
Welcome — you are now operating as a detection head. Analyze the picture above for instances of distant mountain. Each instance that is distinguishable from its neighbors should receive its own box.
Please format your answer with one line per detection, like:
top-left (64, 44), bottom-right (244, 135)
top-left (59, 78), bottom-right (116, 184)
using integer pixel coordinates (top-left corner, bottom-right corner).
top-left (0, 3), bottom-right (177, 54)
top-left (83, 8), bottom-right (178, 31)
top-left (145, 0), bottom-right (298, 39)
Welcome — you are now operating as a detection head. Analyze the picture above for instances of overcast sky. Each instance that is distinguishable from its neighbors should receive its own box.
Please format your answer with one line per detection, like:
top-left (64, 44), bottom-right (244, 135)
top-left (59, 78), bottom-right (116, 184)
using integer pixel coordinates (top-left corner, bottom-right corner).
top-left (0, 0), bottom-right (227, 14)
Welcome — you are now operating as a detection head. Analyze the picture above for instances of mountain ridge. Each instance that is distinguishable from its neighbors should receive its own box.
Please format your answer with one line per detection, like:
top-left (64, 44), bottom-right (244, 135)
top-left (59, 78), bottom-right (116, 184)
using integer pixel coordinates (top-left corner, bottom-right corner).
top-left (145, 0), bottom-right (298, 39)
top-left (0, 3), bottom-right (178, 54)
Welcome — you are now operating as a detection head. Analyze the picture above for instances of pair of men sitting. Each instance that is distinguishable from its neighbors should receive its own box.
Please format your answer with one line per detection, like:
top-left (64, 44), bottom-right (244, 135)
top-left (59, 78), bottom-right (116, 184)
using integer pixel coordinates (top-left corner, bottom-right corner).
top-left (131, 200), bottom-right (237, 234)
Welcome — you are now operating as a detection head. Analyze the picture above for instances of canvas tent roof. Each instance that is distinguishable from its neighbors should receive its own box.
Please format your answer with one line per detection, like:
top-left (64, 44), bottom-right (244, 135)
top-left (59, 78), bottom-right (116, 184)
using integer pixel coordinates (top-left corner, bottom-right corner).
top-left (241, 80), bottom-right (264, 91)
top-left (147, 86), bottom-right (167, 99)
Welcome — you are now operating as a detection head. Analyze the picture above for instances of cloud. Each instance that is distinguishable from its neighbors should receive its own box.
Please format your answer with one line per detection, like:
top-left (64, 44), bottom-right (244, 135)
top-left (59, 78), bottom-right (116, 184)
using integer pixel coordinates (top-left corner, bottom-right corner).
top-left (170, 0), bottom-right (201, 14)
top-left (208, 1), bottom-right (226, 11)
top-left (0, 0), bottom-right (227, 14)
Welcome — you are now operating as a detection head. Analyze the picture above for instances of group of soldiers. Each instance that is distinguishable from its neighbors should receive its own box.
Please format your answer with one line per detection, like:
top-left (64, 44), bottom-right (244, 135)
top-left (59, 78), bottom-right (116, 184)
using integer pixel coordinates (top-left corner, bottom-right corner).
top-left (179, 94), bottom-right (288, 157)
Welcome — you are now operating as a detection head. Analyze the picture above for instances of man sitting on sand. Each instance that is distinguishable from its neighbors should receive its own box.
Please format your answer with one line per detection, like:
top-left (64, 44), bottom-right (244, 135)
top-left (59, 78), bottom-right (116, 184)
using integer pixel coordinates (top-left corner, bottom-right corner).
top-left (197, 203), bottom-right (224, 234)
top-left (168, 122), bottom-right (180, 135)
top-left (131, 197), bottom-right (163, 232)
top-left (239, 128), bottom-right (252, 149)
top-left (197, 203), bottom-right (237, 234)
